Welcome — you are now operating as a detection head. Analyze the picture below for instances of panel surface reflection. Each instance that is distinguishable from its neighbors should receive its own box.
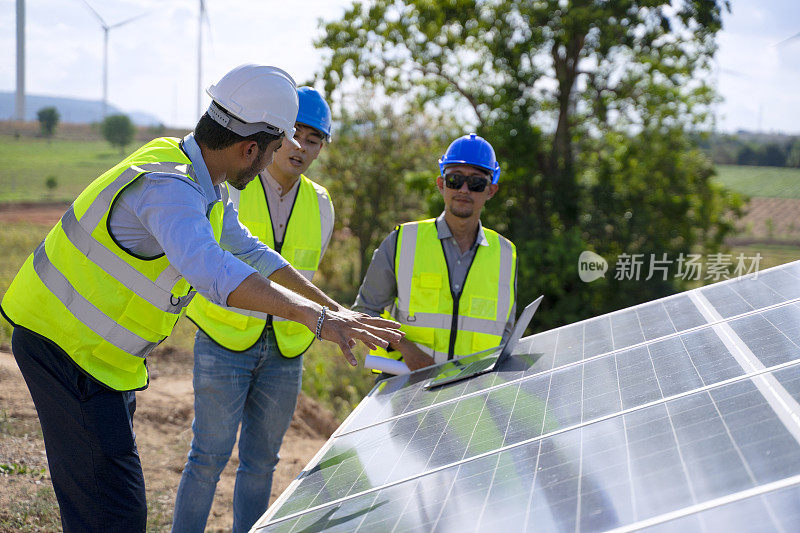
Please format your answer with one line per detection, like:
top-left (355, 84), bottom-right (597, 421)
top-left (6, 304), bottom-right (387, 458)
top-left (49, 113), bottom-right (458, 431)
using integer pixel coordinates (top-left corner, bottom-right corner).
top-left (259, 367), bottom-right (800, 532)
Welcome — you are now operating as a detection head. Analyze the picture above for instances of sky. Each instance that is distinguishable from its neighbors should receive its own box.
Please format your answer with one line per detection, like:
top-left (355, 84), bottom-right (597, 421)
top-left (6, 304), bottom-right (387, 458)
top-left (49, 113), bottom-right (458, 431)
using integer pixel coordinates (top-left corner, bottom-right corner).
top-left (1, 0), bottom-right (799, 133)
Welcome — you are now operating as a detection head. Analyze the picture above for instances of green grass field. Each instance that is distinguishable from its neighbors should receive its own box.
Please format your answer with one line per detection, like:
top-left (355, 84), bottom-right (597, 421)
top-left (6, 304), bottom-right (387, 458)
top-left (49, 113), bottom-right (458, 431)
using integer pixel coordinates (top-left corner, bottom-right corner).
top-left (0, 137), bottom-right (123, 202)
top-left (3, 135), bottom-right (799, 203)
top-left (715, 164), bottom-right (800, 199)
top-left (730, 244), bottom-right (800, 271)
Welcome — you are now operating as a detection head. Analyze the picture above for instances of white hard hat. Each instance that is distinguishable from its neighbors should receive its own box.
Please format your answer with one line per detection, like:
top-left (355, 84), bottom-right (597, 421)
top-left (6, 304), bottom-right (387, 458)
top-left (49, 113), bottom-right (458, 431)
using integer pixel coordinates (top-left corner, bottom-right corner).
top-left (206, 64), bottom-right (301, 148)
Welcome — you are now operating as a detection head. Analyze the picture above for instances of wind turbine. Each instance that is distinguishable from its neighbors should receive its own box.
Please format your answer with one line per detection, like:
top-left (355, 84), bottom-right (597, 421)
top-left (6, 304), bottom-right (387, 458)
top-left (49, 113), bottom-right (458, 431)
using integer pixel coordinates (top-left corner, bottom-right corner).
top-left (763, 30), bottom-right (800, 133)
top-left (197, 0), bottom-right (213, 120)
top-left (775, 31), bottom-right (800, 48)
top-left (15, 0), bottom-right (25, 121)
top-left (80, 0), bottom-right (148, 118)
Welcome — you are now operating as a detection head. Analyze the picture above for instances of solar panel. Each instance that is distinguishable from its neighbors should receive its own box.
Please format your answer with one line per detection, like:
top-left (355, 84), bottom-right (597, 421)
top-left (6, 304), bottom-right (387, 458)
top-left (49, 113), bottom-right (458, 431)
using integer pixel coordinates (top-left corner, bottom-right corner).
top-left (253, 261), bottom-right (800, 532)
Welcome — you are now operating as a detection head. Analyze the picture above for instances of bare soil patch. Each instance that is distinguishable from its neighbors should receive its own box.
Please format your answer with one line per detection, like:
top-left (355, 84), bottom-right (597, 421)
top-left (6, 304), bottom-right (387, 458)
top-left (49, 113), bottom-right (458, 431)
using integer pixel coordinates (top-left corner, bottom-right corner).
top-left (729, 197), bottom-right (800, 245)
top-left (0, 202), bottom-right (69, 226)
top-left (0, 349), bottom-right (337, 531)
top-left (0, 120), bottom-right (189, 143)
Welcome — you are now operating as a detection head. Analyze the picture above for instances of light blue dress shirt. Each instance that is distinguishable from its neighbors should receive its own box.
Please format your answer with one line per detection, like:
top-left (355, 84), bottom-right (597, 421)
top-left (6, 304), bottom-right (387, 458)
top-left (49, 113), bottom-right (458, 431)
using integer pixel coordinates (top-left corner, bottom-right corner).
top-left (107, 133), bottom-right (289, 307)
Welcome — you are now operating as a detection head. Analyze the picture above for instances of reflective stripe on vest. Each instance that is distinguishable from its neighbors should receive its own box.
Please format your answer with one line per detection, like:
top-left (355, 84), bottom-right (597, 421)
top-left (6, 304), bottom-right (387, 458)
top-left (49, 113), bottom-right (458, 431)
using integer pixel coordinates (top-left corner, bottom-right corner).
top-left (1, 137), bottom-right (224, 391)
top-left (371, 218), bottom-right (516, 364)
top-left (186, 174), bottom-right (333, 355)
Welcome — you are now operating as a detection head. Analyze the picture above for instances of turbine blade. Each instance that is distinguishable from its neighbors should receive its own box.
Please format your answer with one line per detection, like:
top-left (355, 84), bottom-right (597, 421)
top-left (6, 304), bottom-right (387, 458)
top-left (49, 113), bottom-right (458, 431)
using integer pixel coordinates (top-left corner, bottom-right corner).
top-left (775, 31), bottom-right (800, 47)
top-left (80, 0), bottom-right (107, 29)
top-left (720, 67), bottom-right (749, 79)
top-left (201, 0), bottom-right (214, 49)
top-left (109, 10), bottom-right (150, 30)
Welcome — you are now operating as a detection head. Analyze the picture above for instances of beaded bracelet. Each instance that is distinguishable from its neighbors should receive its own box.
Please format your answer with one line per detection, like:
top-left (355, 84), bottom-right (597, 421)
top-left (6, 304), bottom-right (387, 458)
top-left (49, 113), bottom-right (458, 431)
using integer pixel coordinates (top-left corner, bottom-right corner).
top-left (315, 306), bottom-right (328, 340)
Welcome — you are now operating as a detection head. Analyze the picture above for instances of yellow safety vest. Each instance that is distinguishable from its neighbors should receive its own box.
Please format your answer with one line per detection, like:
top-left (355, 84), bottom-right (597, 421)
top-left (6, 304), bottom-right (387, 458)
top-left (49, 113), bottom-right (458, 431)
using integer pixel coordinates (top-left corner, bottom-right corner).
top-left (186, 174), bottom-right (334, 356)
top-left (372, 218), bottom-right (516, 364)
top-left (1, 137), bottom-right (224, 391)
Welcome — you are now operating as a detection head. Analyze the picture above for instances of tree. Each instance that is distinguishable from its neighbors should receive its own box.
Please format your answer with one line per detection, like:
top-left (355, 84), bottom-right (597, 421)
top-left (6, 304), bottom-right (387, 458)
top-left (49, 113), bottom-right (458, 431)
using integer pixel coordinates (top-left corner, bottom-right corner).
top-left (314, 99), bottom-right (449, 303)
top-left (45, 175), bottom-right (58, 198)
top-left (37, 106), bottom-right (60, 138)
top-left (101, 114), bottom-right (135, 154)
top-left (316, 0), bottom-right (739, 329)
top-left (761, 143), bottom-right (788, 167)
top-left (787, 138), bottom-right (800, 168)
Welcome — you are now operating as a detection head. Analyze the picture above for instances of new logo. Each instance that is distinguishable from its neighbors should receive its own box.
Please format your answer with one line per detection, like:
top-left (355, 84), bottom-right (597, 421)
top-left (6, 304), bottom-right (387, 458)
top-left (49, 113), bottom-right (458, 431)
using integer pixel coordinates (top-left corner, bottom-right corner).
top-left (578, 251), bottom-right (608, 282)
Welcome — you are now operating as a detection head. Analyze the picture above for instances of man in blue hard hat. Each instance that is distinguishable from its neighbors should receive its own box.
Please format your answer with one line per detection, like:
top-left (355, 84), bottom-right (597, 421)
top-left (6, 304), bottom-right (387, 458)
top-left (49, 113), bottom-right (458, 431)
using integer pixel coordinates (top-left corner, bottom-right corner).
top-left (173, 87), bottom-right (336, 532)
top-left (355, 133), bottom-right (517, 374)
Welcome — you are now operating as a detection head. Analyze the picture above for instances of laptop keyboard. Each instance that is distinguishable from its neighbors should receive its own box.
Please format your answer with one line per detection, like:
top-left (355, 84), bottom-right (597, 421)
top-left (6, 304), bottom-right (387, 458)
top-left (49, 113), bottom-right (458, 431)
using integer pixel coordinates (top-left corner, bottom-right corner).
top-left (459, 357), bottom-right (497, 374)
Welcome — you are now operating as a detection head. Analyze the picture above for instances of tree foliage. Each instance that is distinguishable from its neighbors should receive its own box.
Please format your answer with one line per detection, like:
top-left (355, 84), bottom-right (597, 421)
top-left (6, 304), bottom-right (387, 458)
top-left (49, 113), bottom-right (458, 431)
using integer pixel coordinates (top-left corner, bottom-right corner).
top-left (315, 99), bottom-right (451, 301)
top-left (36, 107), bottom-right (60, 138)
top-left (701, 133), bottom-right (800, 167)
top-left (101, 114), bottom-right (135, 154)
top-left (787, 139), bottom-right (800, 168)
top-left (316, 0), bottom-right (741, 329)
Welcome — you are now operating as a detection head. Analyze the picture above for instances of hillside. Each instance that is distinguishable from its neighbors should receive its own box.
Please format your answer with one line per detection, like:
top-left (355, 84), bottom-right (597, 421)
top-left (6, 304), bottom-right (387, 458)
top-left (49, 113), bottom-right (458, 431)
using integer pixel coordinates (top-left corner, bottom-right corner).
top-left (0, 92), bottom-right (162, 127)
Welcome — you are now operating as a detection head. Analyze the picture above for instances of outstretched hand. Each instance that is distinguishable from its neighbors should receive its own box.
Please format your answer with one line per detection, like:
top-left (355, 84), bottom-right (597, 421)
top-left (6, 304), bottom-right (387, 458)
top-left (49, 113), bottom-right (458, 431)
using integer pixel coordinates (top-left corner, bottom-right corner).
top-left (318, 308), bottom-right (403, 366)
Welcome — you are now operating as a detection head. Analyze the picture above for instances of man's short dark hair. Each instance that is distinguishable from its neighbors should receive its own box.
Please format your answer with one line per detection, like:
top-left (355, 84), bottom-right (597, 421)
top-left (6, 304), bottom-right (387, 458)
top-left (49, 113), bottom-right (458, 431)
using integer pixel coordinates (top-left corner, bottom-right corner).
top-left (194, 112), bottom-right (282, 152)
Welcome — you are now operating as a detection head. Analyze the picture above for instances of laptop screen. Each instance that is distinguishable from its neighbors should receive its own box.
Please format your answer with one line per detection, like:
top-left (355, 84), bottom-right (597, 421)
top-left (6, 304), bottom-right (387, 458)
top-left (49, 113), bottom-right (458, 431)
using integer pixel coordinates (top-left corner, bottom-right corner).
top-left (425, 296), bottom-right (544, 389)
top-left (495, 295), bottom-right (544, 366)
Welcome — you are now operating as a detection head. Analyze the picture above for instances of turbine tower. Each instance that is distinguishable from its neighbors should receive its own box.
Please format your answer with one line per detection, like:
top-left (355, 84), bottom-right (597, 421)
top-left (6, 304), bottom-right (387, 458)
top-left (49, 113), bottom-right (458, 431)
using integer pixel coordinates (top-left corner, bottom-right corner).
top-left (15, 0), bottom-right (25, 121)
top-left (81, 1), bottom-right (148, 118)
top-left (197, 0), bottom-right (212, 120)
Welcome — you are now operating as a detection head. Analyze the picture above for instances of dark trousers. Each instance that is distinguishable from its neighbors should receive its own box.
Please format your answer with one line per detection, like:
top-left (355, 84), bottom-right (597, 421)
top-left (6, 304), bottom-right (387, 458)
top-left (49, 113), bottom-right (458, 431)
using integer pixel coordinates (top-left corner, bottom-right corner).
top-left (11, 327), bottom-right (147, 533)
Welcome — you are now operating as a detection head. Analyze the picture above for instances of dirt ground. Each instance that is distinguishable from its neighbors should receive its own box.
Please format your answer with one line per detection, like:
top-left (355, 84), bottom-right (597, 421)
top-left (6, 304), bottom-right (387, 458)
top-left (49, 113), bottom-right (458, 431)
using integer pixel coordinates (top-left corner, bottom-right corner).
top-left (0, 120), bottom-right (188, 143)
top-left (730, 196), bottom-right (800, 244)
top-left (0, 202), bottom-right (70, 226)
top-left (0, 347), bottom-right (338, 532)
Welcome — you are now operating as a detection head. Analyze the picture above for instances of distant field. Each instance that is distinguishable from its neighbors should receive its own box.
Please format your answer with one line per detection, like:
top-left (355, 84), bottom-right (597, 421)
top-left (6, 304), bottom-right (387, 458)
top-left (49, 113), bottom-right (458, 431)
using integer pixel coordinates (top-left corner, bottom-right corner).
top-left (3, 137), bottom-right (798, 205)
top-left (0, 137), bottom-right (120, 202)
top-left (715, 164), bottom-right (800, 199)
top-left (729, 244), bottom-right (799, 271)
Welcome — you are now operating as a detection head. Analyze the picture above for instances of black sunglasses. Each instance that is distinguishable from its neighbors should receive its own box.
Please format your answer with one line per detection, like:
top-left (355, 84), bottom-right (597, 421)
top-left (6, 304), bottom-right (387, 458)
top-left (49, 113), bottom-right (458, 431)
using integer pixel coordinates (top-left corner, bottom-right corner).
top-left (443, 172), bottom-right (491, 192)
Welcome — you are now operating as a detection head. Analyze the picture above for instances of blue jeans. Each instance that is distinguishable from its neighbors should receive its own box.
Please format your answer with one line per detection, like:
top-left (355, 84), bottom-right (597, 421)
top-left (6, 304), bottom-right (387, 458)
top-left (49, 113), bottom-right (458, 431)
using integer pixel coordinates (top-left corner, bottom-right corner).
top-left (172, 327), bottom-right (303, 533)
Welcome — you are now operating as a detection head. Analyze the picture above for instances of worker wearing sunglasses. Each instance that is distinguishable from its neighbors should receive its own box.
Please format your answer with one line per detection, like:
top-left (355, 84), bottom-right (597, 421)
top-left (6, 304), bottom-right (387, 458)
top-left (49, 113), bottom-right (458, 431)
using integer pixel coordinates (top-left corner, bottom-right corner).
top-left (442, 171), bottom-right (492, 192)
top-left (354, 133), bottom-right (517, 377)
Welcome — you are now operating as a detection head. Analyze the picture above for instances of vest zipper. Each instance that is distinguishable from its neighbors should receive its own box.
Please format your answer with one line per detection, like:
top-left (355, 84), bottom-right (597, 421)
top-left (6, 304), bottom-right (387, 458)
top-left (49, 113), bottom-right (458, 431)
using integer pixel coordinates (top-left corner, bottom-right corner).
top-left (437, 220), bottom-right (478, 360)
top-left (262, 175), bottom-right (301, 326)
top-left (448, 293), bottom-right (460, 360)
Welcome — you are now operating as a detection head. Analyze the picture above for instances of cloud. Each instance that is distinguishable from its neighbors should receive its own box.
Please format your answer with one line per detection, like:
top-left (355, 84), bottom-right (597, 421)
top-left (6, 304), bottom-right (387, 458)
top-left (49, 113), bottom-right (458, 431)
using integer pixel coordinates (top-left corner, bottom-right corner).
top-left (4, 0), bottom-right (799, 132)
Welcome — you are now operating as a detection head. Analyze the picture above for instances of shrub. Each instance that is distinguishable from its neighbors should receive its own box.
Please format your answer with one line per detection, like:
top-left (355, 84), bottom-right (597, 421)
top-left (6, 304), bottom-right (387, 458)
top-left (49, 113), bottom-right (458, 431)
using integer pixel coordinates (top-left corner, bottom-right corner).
top-left (101, 114), bottom-right (135, 154)
top-left (36, 107), bottom-right (60, 138)
top-left (44, 175), bottom-right (58, 197)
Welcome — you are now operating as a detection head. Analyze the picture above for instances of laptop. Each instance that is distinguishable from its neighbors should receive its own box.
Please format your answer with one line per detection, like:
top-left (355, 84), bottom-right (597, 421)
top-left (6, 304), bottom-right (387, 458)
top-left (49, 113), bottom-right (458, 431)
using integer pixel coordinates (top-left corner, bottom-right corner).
top-left (424, 295), bottom-right (543, 389)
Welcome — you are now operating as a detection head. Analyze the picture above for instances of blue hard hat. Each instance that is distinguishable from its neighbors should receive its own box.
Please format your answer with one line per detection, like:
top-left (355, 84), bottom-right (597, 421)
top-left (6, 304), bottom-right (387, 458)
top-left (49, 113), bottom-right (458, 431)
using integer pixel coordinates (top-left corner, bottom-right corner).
top-left (296, 87), bottom-right (332, 142)
top-left (438, 133), bottom-right (501, 184)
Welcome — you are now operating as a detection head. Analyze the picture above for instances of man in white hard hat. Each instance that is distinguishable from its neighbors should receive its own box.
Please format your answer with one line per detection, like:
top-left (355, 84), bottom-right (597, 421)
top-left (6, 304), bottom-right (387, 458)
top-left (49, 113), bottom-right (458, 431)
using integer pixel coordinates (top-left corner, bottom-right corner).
top-left (0, 64), bottom-right (401, 533)
top-left (173, 87), bottom-right (335, 532)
